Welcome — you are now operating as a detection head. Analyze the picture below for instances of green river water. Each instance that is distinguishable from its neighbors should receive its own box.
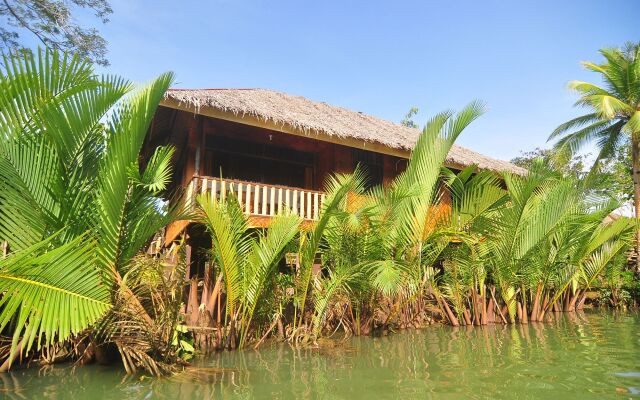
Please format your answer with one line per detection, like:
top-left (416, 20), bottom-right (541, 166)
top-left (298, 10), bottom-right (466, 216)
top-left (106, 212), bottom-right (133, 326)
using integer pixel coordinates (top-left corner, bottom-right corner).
top-left (2, 311), bottom-right (639, 399)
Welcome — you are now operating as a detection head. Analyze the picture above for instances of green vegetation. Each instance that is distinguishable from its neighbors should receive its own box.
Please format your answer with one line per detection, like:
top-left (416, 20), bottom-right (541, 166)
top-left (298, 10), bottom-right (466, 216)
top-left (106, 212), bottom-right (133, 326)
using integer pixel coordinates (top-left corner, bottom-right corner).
top-left (0, 0), bottom-right (112, 66)
top-left (190, 102), bottom-right (635, 350)
top-left (549, 42), bottom-right (640, 181)
top-left (548, 42), bottom-right (640, 269)
top-left (197, 195), bottom-right (301, 348)
top-left (511, 147), bottom-right (633, 205)
top-left (0, 45), bottom-right (637, 377)
top-left (0, 49), bottom-right (188, 375)
top-left (400, 106), bottom-right (420, 128)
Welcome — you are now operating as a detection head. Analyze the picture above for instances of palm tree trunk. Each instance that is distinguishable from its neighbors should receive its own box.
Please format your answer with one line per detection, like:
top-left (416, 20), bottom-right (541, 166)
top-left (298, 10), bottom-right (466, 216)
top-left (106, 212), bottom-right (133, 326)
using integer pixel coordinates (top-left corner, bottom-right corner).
top-left (632, 135), bottom-right (640, 273)
top-left (0, 339), bottom-right (23, 372)
top-left (438, 295), bottom-right (459, 326)
top-left (530, 283), bottom-right (542, 322)
top-left (114, 273), bottom-right (154, 326)
top-left (486, 297), bottom-right (495, 323)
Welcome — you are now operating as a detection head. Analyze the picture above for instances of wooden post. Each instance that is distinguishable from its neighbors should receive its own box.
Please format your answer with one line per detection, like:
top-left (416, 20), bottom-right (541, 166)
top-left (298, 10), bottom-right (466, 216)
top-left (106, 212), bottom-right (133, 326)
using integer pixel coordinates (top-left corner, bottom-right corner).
top-left (201, 263), bottom-right (212, 318)
top-left (238, 183), bottom-right (243, 210)
top-left (194, 116), bottom-right (203, 176)
top-left (270, 187), bottom-right (276, 216)
top-left (186, 179), bottom-right (195, 209)
top-left (182, 115), bottom-right (199, 187)
top-left (254, 184), bottom-right (260, 215)
top-left (293, 190), bottom-right (298, 216)
top-left (262, 185), bottom-right (268, 215)
top-left (300, 190), bottom-right (305, 218)
top-left (188, 276), bottom-right (199, 325)
top-left (306, 192), bottom-right (312, 219)
top-left (245, 185), bottom-right (252, 214)
top-left (314, 192), bottom-right (319, 219)
top-left (194, 149), bottom-right (201, 177)
top-left (201, 178), bottom-right (208, 195)
top-left (277, 188), bottom-right (283, 214)
top-left (212, 179), bottom-right (217, 202)
top-left (184, 242), bottom-right (192, 281)
top-left (285, 188), bottom-right (291, 213)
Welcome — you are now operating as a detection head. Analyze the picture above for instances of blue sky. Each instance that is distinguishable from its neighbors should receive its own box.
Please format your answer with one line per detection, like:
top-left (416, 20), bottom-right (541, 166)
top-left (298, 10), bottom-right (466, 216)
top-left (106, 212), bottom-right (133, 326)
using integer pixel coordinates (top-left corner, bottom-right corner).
top-left (92, 0), bottom-right (637, 161)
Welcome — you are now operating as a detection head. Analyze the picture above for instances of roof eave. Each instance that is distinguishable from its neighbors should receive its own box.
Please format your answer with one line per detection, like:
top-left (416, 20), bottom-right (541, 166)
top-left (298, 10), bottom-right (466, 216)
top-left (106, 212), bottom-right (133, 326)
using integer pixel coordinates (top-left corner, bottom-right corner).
top-left (161, 97), bottom-right (412, 158)
top-left (160, 96), bottom-right (527, 176)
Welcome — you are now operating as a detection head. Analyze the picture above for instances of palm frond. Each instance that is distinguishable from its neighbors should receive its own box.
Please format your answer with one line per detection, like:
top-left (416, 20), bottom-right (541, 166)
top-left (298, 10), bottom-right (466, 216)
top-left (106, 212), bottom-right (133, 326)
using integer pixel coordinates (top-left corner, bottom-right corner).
top-left (548, 113), bottom-right (601, 140)
top-left (131, 145), bottom-right (176, 193)
top-left (196, 194), bottom-right (251, 317)
top-left (0, 48), bottom-right (99, 139)
top-left (295, 170), bottom-right (361, 319)
top-left (366, 259), bottom-right (415, 298)
top-left (242, 213), bottom-right (301, 331)
top-left (396, 101), bottom-right (485, 248)
top-left (0, 234), bottom-right (111, 364)
top-left (94, 72), bottom-right (175, 273)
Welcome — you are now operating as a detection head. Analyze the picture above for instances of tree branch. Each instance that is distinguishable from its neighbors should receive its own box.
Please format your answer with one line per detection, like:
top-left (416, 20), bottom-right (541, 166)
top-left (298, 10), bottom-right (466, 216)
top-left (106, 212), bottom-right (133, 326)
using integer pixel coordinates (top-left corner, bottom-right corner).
top-left (2, 0), bottom-right (49, 48)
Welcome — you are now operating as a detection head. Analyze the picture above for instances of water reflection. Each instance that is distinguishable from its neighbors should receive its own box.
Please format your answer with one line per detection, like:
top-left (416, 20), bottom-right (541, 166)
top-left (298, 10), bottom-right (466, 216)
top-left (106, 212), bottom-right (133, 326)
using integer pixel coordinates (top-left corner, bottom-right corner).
top-left (4, 311), bottom-right (639, 399)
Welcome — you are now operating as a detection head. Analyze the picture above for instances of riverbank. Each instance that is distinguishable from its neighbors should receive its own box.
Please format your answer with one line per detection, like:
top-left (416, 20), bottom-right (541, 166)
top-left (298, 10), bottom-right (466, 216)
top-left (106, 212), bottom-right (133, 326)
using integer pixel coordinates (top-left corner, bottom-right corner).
top-left (3, 310), bottom-right (639, 399)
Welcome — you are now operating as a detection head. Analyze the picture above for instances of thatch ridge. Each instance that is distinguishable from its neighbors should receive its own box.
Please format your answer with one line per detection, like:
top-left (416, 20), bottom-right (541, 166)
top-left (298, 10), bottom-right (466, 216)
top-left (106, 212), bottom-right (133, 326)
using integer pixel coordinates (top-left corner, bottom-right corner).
top-left (163, 88), bottom-right (526, 175)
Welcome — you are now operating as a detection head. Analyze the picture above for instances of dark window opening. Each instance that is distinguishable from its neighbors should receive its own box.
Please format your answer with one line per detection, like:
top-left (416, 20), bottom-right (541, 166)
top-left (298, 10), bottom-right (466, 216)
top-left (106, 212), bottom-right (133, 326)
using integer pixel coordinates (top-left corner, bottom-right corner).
top-left (353, 149), bottom-right (383, 189)
top-left (202, 135), bottom-right (315, 189)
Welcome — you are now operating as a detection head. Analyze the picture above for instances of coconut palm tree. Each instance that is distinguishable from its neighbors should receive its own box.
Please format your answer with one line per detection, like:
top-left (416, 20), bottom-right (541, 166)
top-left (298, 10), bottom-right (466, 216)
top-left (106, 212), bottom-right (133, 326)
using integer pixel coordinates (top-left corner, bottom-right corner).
top-left (548, 42), bottom-right (640, 266)
top-left (0, 49), bottom-right (179, 371)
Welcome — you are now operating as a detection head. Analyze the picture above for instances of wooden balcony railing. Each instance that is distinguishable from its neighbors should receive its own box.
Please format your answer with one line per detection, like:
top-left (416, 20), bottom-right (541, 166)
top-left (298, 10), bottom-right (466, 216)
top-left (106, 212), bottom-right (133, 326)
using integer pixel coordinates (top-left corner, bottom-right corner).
top-left (187, 176), bottom-right (326, 221)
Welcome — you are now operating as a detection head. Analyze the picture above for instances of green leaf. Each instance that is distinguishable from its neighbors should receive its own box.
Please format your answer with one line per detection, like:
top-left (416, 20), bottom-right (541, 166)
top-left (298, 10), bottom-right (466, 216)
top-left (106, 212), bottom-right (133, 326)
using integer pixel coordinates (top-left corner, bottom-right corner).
top-left (0, 234), bottom-right (112, 363)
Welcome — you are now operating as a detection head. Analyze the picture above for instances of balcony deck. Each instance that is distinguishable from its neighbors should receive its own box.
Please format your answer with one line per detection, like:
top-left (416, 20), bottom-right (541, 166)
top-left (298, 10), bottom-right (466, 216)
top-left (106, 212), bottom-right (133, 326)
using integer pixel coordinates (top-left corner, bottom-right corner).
top-left (163, 175), bottom-right (453, 246)
top-left (187, 176), bottom-right (326, 222)
top-left (165, 176), bottom-right (326, 244)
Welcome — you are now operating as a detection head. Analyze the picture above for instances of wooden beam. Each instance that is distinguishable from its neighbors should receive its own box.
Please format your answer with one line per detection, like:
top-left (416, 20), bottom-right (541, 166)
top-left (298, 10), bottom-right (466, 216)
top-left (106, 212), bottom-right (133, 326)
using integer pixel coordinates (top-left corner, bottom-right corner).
top-left (195, 116), bottom-right (203, 176)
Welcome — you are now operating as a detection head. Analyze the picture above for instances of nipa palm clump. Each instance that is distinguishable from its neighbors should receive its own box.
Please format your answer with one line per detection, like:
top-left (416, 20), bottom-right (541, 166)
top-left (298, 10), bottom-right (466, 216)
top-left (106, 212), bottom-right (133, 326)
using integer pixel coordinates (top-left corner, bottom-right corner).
top-left (0, 49), bottom-right (187, 374)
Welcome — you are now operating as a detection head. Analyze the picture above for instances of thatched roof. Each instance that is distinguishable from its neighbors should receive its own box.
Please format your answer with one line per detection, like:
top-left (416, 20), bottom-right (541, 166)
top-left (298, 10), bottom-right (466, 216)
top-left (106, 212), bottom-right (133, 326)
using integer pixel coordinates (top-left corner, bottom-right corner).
top-left (162, 88), bottom-right (526, 175)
